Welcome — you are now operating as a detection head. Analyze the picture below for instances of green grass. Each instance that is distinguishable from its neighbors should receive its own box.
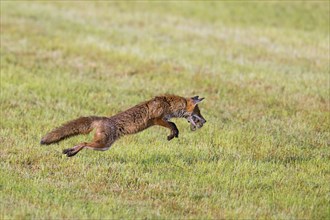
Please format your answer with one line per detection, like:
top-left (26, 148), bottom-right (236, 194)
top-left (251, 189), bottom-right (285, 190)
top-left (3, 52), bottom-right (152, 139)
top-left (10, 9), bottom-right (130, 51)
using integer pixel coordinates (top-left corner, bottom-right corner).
top-left (1, 1), bottom-right (329, 219)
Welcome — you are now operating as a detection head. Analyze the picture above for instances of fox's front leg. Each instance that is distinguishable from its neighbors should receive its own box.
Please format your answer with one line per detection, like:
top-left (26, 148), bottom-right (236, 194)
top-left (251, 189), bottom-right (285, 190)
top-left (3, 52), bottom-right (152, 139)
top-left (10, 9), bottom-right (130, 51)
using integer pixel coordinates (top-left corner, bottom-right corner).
top-left (166, 121), bottom-right (179, 140)
top-left (153, 118), bottom-right (179, 141)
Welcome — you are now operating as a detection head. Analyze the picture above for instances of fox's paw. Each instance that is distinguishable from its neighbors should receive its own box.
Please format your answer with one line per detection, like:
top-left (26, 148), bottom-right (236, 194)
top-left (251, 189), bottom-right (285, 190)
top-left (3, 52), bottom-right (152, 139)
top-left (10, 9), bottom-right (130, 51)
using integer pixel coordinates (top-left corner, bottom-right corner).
top-left (167, 130), bottom-right (179, 141)
top-left (62, 148), bottom-right (78, 157)
top-left (173, 129), bottom-right (179, 138)
top-left (62, 148), bottom-right (71, 154)
top-left (167, 135), bottom-right (174, 141)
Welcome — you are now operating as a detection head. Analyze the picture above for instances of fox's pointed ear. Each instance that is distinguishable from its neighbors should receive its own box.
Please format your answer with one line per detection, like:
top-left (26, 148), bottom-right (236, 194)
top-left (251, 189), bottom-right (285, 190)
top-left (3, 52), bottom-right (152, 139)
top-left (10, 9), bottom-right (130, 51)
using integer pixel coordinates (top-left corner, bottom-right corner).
top-left (191, 96), bottom-right (204, 105)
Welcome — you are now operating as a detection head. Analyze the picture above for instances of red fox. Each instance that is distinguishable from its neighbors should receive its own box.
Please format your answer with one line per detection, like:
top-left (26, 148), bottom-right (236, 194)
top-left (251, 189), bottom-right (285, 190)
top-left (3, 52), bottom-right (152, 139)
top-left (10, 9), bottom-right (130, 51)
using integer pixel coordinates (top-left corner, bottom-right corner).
top-left (40, 95), bottom-right (206, 157)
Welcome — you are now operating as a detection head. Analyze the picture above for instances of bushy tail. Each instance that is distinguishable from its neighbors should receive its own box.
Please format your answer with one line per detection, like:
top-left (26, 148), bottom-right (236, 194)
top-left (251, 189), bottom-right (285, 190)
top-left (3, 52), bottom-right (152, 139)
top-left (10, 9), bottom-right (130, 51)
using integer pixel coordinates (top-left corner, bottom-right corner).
top-left (40, 116), bottom-right (103, 145)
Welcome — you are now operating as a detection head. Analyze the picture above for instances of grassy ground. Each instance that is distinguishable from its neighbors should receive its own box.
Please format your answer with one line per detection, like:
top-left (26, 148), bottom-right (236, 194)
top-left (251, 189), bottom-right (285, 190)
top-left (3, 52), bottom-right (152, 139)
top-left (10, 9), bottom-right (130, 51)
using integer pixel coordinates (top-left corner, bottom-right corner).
top-left (1, 1), bottom-right (329, 219)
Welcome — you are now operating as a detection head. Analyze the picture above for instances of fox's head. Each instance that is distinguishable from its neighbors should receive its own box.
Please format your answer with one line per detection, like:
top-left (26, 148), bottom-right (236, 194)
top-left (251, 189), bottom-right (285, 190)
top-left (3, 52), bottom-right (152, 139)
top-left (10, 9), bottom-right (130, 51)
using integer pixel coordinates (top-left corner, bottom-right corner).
top-left (185, 96), bottom-right (206, 131)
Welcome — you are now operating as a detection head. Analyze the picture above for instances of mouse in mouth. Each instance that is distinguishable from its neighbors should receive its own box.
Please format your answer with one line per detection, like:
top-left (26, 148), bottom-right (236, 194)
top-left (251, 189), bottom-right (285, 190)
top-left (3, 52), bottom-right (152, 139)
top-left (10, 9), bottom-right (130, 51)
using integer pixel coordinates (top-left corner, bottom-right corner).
top-left (186, 98), bottom-right (206, 131)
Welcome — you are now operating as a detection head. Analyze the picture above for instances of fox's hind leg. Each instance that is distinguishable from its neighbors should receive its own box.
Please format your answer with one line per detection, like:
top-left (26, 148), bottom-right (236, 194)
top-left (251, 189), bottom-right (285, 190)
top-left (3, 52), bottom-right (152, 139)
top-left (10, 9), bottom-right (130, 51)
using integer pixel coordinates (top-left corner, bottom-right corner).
top-left (62, 127), bottom-right (115, 157)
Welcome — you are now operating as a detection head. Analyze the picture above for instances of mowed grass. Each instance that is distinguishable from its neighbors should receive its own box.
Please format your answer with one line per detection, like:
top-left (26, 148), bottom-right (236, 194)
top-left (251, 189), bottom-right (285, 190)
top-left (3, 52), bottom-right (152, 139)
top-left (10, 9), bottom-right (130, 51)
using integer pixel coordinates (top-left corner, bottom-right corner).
top-left (1, 1), bottom-right (329, 219)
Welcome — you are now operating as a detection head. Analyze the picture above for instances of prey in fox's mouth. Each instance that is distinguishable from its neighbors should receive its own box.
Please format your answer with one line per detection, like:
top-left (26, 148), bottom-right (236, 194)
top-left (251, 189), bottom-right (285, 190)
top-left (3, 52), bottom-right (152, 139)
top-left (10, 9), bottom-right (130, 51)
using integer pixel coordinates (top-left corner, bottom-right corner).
top-left (186, 99), bottom-right (206, 131)
top-left (188, 114), bottom-right (206, 131)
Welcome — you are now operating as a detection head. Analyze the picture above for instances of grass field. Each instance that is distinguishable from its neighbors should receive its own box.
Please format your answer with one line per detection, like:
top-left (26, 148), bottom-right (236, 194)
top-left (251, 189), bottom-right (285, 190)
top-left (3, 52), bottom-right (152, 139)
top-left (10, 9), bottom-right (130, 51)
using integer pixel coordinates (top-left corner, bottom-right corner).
top-left (1, 1), bottom-right (329, 219)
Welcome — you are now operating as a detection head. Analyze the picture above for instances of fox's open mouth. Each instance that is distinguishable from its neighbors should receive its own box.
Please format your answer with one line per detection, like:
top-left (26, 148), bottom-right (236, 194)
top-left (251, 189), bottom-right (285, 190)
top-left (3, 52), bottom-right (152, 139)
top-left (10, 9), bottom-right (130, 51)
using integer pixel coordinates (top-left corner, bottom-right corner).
top-left (188, 115), bottom-right (206, 131)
